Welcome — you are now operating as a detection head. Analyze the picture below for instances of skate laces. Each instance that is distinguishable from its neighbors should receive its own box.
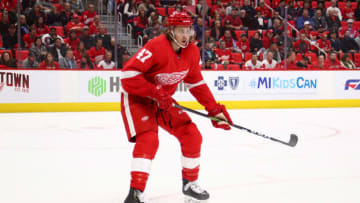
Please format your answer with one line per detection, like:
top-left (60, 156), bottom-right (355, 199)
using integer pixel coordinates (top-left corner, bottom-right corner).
top-left (185, 181), bottom-right (205, 194)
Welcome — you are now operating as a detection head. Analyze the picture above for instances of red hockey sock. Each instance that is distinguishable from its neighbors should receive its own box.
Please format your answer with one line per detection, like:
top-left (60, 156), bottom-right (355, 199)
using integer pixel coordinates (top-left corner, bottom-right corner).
top-left (130, 132), bottom-right (159, 192)
top-left (130, 171), bottom-right (149, 192)
top-left (182, 166), bottom-right (200, 182)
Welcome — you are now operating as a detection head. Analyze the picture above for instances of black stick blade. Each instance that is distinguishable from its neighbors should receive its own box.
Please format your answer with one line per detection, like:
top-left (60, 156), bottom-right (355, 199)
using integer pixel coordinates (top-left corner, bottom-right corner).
top-left (288, 134), bottom-right (298, 147)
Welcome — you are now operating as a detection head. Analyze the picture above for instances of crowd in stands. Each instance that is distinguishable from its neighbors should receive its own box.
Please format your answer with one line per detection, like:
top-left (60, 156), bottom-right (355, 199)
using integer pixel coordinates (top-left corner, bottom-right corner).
top-left (2, 0), bottom-right (360, 70)
top-left (120, 0), bottom-right (360, 70)
top-left (0, 0), bottom-right (130, 69)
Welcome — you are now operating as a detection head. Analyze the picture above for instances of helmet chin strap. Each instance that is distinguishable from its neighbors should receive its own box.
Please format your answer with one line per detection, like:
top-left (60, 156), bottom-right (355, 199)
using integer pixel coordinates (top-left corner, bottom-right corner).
top-left (170, 30), bottom-right (189, 49)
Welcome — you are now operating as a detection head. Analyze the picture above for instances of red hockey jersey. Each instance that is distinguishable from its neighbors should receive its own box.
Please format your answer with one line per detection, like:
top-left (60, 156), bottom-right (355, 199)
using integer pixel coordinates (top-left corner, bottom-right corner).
top-left (341, 7), bottom-right (355, 20)
top-left (81, 11), bottom-right (98, 25)
top-left (315, 39), bottom-right (331, 52)
top-left (324, 59), bottom-right (346, 69)
top-left (236, 39), bottom-right (250, 53)
top-left (64, 38), bottom-right (80, 50)
top-left (23, 33), bottom-right (39, 49)
top-left (121, 34), bottom-right (217, 112)
top-left (0, 0), bottom-right (17, 12)
top-left (88, 47), bottom-right (106, 63)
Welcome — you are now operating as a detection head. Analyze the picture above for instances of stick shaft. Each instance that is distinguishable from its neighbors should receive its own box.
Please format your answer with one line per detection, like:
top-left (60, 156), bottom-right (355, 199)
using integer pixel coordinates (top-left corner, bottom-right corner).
top-left (174, 104), bottom-right (293, 146)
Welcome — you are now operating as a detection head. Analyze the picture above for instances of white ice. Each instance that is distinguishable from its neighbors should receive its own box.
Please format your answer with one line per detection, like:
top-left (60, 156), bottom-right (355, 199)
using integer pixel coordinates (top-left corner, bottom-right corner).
top-left (0, 108), bottom-right (360, 203)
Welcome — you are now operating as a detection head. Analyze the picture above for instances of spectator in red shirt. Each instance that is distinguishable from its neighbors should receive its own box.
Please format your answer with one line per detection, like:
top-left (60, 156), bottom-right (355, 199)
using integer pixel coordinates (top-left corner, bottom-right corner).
top-left (40, 52), bottom-right (60, 69)
top-left (236, 33), bottom-right (250, 53)
top-left (0, 0), bottom-right (17, 12)
top-left (35, 16), bottom-right (50, 36)
top-left (342, 0), bottom-right (355, 21)
top-left (224, 8), bottom-right (243, 30)
top-left (64, 30), bottom-right (80, 50)
top-left (81, 3), bottom-right (98, 25)
top-left (218, 29), bottom-right (238, 51)
top-left (73, 41), bottom-right (87, 63)
top-left (222, 19), bottom-right (238, 40)
top-left (211, 0), bottom-right (226, 18)
top-left (23, 26), bottom-right (39, 49)
top-left (272, 0), bottom-right (281, 10)
top-left (294, 33), bottom-right (310, 53)
top-left (300, 21), bottom-right (312, 39)
top-left (88, 15), bottom-right (103, 36)
top-left (215, 40), bottom-right (233, 64)
top-left (255, 1), bottom-right (271, 19)
top-left (88, 38), bottom-right (106, 64)
top-left (262, 29), bottom-right (275, 49)
top-left (280, 51), bottom-right (297, 69)
top-left (324, 52), bottom-right (344, 69)
top-left (315, 32), bottom-right (331, 53)
top-left (54, 0), bottom-right (65, 13)
top-left (339, 19), bottom-right (359, 39)
top-left (312, 54), bottom-right (326, 69)
top-left (65, 14), bottom-right (85, 36)
top-left (134, 9), bottom-right (149, 37)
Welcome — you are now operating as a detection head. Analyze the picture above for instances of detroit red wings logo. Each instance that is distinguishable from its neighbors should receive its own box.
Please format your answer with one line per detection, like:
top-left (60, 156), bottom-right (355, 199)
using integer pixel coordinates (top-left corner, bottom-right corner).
top-left (155, 70), bottom-right (189, 85)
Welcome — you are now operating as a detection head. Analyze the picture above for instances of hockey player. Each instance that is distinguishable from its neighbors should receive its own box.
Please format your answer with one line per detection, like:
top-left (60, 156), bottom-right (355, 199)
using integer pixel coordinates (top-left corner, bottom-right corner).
top-left (121, 12), bottom-right (233, 203)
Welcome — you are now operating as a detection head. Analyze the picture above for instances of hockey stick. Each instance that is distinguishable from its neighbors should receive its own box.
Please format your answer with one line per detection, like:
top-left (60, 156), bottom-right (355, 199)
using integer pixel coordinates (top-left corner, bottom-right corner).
top-left (174, 104), bottom-right (298, 147)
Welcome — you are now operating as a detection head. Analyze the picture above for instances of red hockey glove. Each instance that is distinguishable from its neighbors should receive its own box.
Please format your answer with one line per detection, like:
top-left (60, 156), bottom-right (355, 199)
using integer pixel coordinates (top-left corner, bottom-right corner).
top-left (208, 103), bottom-right (233, 130)
top-left (152, 85), bottom-right (173, 110)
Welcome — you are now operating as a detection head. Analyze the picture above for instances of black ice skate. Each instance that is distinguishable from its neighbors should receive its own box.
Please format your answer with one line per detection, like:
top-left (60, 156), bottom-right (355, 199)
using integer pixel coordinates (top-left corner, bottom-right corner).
top-left (124, 188), bottom-right (145, 203)
top-left (182, 179), bottom-right (210, 203)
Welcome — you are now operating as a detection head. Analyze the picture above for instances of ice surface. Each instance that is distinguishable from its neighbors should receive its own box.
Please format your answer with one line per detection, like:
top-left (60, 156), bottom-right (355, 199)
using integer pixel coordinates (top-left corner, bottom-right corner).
top-left (0, 108), bottom-right (360, 203)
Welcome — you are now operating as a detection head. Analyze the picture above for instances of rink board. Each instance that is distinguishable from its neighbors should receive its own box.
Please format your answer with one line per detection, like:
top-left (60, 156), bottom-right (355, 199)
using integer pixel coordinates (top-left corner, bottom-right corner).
top-left (0, 70), bottom-right (359, 112)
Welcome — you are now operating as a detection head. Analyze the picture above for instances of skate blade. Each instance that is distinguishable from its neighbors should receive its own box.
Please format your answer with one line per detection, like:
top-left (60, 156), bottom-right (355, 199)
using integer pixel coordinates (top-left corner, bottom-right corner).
top-left (184, 195), bottom-right (208, 203)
